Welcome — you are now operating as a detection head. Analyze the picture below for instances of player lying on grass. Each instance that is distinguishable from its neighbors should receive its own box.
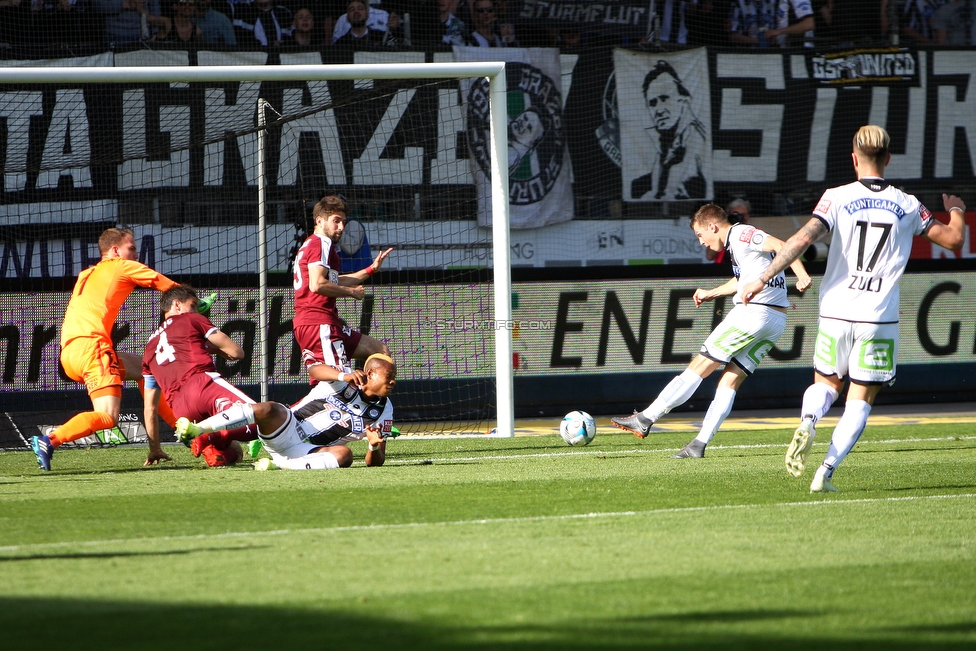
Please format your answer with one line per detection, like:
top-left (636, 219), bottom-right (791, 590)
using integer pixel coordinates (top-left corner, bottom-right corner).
top-left (176, 354), bottom-right (397, 470)
top-left (143, 285), bottom-right (258, 467)
top-left (741, 125), bottom-right (967, 492)
top-left (611, 202), bottom-right (812, 458)
top-left (31, 228), bottom-right (180, 471)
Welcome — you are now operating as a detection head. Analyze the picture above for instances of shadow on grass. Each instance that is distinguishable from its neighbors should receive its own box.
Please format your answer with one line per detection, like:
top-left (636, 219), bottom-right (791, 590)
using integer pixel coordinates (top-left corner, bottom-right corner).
top-left (613, 609), bottom-right (820, 623)
top-left (0, 545), bottom-right (266, 563)
top-left (0, 599), bottom-right (972, 651)
top-left (893, 622), bottom-right (976, 633)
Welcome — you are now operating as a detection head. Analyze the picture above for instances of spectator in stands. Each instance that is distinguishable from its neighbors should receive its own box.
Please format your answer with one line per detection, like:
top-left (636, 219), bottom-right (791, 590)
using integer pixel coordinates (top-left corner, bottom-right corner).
top-left (333, 0), bottom-right (392, 47)
top-left (331, 0), bottom-right (389, 42)
top-left (816, 1), bottom-right (886, 47)
top-left (222, 0), bottom-right (247, 26)
top-left (438, 0), bottom-right (466, 46)
top-left (160, 0), bottom-right (203, 41)
top-left (94, 0), bottom-right (170, 44)
top-left (553, 27), bottom-right (584, 49)
top-left (465, 0), bottom-right (516, 46)
top-left (31, 0), bottom-right (91, 45)
top-left (728, 0), bottom-right (816, 48)
top-left (311, 0), bottom-right (344, 43)
top-left (289, 6), bottom-right (318, 44)
top-left (931, 0), bottom-right (970, 44)
top-left (685, 0), bottom-right (733, 46)
top-left (0, 0), bottom-right (32, 46)
top-left (641, 0), bottom-right (690, 46)
top-left (235, 0), bottom-right (293, 45)
top-left (193, 0), bottom-right (236, 43)
top-left (900, 0), bottom-right (945, 46)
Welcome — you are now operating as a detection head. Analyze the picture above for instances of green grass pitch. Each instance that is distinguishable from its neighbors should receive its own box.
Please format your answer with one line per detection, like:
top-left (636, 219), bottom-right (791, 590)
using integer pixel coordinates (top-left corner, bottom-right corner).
top-left (2, 423), bottom-right (975, 650)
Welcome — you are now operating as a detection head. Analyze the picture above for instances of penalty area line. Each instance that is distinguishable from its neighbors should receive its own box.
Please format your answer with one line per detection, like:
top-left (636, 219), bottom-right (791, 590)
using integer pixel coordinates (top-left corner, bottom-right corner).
top-left (1, 492), bottom-right (974, 555)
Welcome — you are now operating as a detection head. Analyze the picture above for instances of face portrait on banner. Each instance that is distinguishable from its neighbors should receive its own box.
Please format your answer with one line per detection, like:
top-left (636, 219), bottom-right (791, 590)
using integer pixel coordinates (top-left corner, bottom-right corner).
top-left (615, 48), bottom-right (713, 202)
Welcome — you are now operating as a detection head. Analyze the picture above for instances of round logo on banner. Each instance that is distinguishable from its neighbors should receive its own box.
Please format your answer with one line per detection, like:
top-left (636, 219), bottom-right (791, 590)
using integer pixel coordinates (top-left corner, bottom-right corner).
top-left (467, 63), bottom-right (564, 206)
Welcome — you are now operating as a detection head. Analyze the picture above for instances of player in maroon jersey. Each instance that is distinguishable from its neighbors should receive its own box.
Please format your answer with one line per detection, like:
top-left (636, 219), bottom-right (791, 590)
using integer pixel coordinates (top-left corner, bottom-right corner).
top-left (293, 194), bottom-right (393, 385)
top-left (142, 285), bottom-right (257, 467)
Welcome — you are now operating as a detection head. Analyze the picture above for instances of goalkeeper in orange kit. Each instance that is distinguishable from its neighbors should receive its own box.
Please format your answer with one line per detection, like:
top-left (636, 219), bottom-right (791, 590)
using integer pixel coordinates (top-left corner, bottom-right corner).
top-left (31, 228), bottom-right (179, 471)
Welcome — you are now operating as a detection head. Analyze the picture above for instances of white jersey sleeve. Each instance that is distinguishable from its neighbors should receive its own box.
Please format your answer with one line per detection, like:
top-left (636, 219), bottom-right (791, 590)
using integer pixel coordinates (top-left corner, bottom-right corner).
top-left (813, 180), bottom-right (933, 323)
top-left (727, 223), bottom-right (790, 308)
top-left (291, 380), bottom-right (394, 447)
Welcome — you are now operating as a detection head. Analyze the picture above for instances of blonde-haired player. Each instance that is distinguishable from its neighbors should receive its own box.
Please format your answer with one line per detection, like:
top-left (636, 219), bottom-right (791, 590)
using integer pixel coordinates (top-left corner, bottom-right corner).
top-left (741, 125), bottom-right (967, 492)
top-left (32, 228), bottom-right (179, 471)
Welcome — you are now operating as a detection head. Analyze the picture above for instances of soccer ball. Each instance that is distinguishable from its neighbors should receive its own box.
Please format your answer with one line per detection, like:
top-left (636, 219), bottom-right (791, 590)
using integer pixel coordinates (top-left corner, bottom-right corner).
top-left (559, 410), bottom-right (596, 446)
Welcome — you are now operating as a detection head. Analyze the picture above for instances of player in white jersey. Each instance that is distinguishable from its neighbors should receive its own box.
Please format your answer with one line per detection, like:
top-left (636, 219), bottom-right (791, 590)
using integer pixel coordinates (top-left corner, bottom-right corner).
top-left (611, 203), bottom-right (811, 457)
top-left (178, 354), bottom-right (397, 470)
top-left (741, 125), bottom-right (967, 492)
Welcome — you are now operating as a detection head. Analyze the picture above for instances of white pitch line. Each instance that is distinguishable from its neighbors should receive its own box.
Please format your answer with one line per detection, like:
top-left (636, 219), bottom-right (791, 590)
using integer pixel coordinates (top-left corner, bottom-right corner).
top-left (384, 435), bottom-right (976, 466)
top-left (1, 492), bottom-right (974, 556)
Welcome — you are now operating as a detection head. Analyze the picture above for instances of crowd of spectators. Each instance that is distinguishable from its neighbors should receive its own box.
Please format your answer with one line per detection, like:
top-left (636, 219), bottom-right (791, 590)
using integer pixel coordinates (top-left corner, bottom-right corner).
top-left (0, 0), bottom-right (973, 51)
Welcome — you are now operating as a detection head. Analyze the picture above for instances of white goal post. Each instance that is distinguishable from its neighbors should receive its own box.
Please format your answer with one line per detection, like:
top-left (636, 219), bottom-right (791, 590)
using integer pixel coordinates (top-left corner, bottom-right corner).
top-left (0, 62), bottom-right (515, 439)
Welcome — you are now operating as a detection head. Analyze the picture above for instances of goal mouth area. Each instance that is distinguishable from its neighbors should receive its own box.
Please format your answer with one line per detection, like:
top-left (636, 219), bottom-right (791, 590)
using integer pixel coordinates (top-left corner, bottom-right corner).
top-left (0, 60), bottom-right (515, 440)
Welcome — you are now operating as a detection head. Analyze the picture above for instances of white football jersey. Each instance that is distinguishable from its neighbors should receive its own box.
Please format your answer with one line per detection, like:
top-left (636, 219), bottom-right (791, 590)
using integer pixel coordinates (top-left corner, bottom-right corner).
top-left (726, 223), bottom-right (790, 308)
top-left (290, 379), bottom-right (394, 447)
top-left (813, 179), bottom-right (934, 323)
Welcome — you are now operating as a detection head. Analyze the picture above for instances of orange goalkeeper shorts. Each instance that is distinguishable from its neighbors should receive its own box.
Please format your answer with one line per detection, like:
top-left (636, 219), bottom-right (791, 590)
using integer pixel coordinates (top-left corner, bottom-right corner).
top-left (60, 336), bottom-right (124, 398)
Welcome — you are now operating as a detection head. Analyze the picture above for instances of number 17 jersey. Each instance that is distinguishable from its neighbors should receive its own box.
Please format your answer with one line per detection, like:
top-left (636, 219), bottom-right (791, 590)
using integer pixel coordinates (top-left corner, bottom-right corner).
top-left (812, 179), bottom-right (934, 324)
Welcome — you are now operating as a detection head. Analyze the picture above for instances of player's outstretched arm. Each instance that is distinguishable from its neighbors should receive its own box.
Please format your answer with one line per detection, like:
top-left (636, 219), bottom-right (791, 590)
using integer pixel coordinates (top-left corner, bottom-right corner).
top-left (763, 235), bottom-right (813, 293)
top-left (925, 195), bottom-right (967, 251)
top-left (340, 247), bottom-right (395, 286)
top-left (743, 218), bottom-right (826, 304)
top-left (310, 263), bottom-right (366, 300)
top-left (694, 277), bottom-right (737, 307)
top-left (142, 383), bottom-right (173, 466)
top-left (122, 260), bottom-right (179, 292)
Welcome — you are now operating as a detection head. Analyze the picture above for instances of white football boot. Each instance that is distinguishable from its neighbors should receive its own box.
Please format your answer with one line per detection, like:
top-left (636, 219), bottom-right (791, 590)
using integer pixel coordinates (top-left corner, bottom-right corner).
top-left (786, 419), bottom-right (816, 477)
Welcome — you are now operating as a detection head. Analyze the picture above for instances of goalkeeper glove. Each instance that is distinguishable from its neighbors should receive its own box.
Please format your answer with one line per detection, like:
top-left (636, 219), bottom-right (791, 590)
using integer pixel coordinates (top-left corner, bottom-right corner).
top-left (197, 293), bottom-right (217, 316)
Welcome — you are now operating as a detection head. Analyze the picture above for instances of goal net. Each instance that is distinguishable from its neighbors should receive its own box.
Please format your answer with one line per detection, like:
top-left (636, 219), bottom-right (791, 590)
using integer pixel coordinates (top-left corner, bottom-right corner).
top-left (0, 60), bottom-right (514, 447)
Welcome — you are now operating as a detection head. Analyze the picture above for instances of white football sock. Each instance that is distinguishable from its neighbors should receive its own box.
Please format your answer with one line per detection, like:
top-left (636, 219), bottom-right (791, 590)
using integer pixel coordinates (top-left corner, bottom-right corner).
top-left (822, 399), bottom-right (871, 470)
top-left (196, 403), bottom-right (255, 433)
top-left (695, 387), bottom-right (736, 444)
top-left (643, 369), bottom-right (703, 422)
top-left (799, 383), bottom-right (839, 425)
top-left (273, 452), bottom-right (340, 471)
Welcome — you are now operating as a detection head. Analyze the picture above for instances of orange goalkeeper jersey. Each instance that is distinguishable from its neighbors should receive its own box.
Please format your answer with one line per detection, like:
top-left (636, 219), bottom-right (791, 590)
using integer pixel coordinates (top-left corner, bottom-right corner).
top-left (61, 258), bottom-right (177, 346)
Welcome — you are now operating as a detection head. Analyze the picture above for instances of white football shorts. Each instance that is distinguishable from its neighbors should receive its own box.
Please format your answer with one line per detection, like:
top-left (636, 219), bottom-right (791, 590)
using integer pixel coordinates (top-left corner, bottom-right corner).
top-left (813, 317), bottom-right (898, 384)
top-left (259, 408), bottom-right (326, 459)
top-left (700, 304), bottom-right (787, 374)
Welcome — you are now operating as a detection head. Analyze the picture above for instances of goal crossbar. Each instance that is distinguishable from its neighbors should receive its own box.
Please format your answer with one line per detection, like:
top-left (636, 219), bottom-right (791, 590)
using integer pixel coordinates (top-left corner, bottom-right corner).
top-left (0, 61), bottom-right (514, 438)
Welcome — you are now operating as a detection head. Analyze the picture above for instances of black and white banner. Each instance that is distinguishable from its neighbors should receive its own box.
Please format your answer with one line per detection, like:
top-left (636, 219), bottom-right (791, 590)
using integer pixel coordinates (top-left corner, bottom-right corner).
top-left (455, 46), bottom-right (575, 229)
top-left (1, 47), bottom-right (975, 226)
top-left (615, 47), bottom-right (713, 202)
top-left (518, 0), bottom-right (648, 39)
